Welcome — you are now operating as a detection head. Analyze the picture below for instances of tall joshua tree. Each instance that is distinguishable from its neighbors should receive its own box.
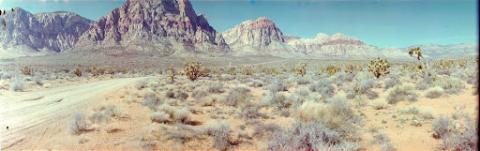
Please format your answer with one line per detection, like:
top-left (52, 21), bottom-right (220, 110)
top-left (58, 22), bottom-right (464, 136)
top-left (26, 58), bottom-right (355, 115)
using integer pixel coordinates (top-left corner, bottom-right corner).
top-left (408, 47), bottom-right (423, 61)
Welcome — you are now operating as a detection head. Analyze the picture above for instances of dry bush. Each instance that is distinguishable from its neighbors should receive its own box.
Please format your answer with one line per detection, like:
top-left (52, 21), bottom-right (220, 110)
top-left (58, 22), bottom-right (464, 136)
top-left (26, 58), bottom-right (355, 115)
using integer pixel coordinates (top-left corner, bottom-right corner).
top-left (296, 95), bottom-right (361, 138)
top-left (424, 86), bottom-right (444, 99)
top-left (386, 84), bottom-right (417, 104)
top-left (224, 87), bottom-right (252, 107)
top-left (346, 71), bottom-right (378, 100)
top-left (323, 65), bottom-right (341, 76)
top-left (266, 122), bottom-right (360, 151)
top-left (241, 65), bottom-right (254, 76)
top-left (20, 66), bottom-right (32, 76)
top-left (433, 77), bottom-right (465, 94)
top-left (208, 82), bottom-right (225, 93)
top-left (142, 92), bottom-right (162, 110)
top-left (368, 58), bottom-right (390, 78)
top-left (89, 105), bottom-right (121, 124)
top-left (73, 66), bottom-right (82, 77)
top-left (184, 61), bottom-right (201, 81)
top-left (166, 65), bottom-right (175, 83)
top-left (150, 111), bottom-right (170, 123)
top-left (267, 79), bottom-right (288, 93)
top-left (69, 112), bottom-right (93, 135)
top-left (435, 115), bottom-right (478, 151)
top-left (262, 67), bottom-right (280, 75)
top-left (295, 63), bottom-right (307, 77)
top-left (309, 79), bottom-right (335, 98)
top-left (9, 76), bottom-right (24, 92)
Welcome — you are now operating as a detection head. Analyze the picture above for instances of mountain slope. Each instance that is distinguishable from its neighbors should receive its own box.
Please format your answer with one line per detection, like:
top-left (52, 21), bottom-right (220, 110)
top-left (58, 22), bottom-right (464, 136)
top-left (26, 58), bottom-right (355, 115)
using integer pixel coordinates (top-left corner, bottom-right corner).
top-left (74, 0), bottom-right (228, 56)
top-left (0, 8), bottom-right (91, 57)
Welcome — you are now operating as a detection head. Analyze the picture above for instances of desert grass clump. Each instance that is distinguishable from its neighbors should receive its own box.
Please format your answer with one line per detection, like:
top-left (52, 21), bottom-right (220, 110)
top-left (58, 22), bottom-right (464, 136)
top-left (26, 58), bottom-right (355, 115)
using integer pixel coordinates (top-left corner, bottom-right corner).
top-left (424, 86), bottom-right (445, 99)
top-left (432, 116), bottom-right (451, 139)
top-left (386, 84), bottom-right (417, 104)
top-left (166, 89), bottom-right (189, 100)
top-left (69, 112), bottom-right (93, 135)
top-left (89, 105), bottom-right (121, 124)
top-left (135, 79), bottom-right (148, 90)
top-left (224, 87), bottom-right (252, 107)
top-left (241, 65), bottom-right (254, 76)
top-left (184, 61), bottom-right (201, 81)
top-left (208, 82), bottom-right (225, 93)
top-left (267, 79), bottom-right (288, 93)
top-left (384, 75), bottom-right (401, 90)
top-left (173, 108), bottom-right (192, 123)
top-left (150, 111), bottom-right (171, 123)
top-left (346, 71), bottom-right (378, 100)
top-left (142, 92), bottom-right (162, 110)
top-left (309, 79), bottom-right (335, 98)
top-left (436, 115), bottom-right (478, 151)
top-left (433, 77), bottom-right (465, 94)
top-left (295, 63), bottom-right (307, 77)
top-left (368, 58), bottom-right (390, 78)
top-left (296, 95), bottom-right (361, 138)
top-left (203, 121), bottom-right (237, 151)
top-left (266, 122), bottom-right (360, 151)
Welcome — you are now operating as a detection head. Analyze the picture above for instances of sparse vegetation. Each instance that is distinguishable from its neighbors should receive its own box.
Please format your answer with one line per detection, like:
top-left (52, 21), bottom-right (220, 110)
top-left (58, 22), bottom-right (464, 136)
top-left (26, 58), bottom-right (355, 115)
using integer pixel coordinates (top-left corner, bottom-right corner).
top-left (386, 84), bottom-right (417, 104)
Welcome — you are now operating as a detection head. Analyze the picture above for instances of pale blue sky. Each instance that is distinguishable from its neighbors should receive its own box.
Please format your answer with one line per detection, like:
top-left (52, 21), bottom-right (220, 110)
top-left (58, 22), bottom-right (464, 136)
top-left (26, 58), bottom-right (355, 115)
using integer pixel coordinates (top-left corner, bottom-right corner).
top-left (0, 0), bottom-right (477, 47)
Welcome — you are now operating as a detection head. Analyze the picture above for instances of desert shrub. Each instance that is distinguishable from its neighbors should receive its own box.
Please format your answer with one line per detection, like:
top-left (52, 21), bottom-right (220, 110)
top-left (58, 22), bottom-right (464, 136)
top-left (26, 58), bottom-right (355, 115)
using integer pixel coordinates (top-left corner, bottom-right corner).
top-left (372, 133), bottom-right (396, 151)
top-left (386, 84), bottom-right (417, 104)
top-left (249, 79), bottom-right (264, 87)
top-left (89, 105), bottom-right (120, 124)
top-left (432, 116), bottom-right (451, 139)
top-left (73, 66), bottom-right (82, 77)
top-left (135, 79), bottom-right (148, 90)
top-left (173, 108), bottom-right (192, 123)
top-left (150, 111), bottom-right (171, 123)
top-left (208, 82), bottom-right (225, 93)
top-left (433, 77), bottom-right (465, 94)
top-left (267, 79), bottom-right (288, 93)
top-left (266, 122), bottom-right (360, 151)
top-left (69, 112), bottom-right (93, 135)
top-left (253, 123), bottom-right (282, 138)
top-left (184, 61), bottom-right (201, 81)
top-left (166, 65), bottom-right (175, 83)
top-left (10, 76), bottom-right (24, 92)
top-left (370, 99), bottom-right (389, 110)
top-left (309, 79), bottom-right (335, 98)
top-left (203, 121), bottom-right (235, 151)
top-left (241, 105), bottom-right (267, 120)
top-left (192, 88), bottom-right (208, 99)
top-left (346, 71), bottom-right (377, 100)
top-left (296, 96), bottom-right (361, 138)
top-left (368, 58), bottom-right (390, 78)
top-left (424, 86), bottom-right (444, 99)
top-left (437, 115), bottom-right (478, 151)
top-left (241, 65), bottom-right (254, 75)
top-left (142, 92), bottom-right (162, 110)
top-left (20, 66), bottom-right (32, 76)
top-left (296, 77), bottom-right (311, 85)
top-left (321, 65), bottom-right (341, 76)
top-left (166, 90), bottom-right (189, 100)
top-left (295, 63), bottom-right (307, 77)
top-left (260, 92), bottom-right (292, 110)
top-left (384, 75), bottom-right (401, 90)
top-left (224, 87), bottom-right (251, 107)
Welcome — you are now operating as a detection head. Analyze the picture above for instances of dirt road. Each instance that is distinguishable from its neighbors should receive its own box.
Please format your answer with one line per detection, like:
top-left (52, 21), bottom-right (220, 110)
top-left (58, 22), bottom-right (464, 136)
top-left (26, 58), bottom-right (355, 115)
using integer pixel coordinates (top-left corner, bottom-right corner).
top-left (0, 77), bottom-right (144, 150)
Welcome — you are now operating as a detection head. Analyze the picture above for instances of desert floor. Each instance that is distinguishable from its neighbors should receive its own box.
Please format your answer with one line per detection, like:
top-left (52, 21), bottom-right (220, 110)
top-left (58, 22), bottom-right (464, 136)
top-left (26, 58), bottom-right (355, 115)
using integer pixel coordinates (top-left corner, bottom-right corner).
top-left (0, 56), bottom-right (478, 151)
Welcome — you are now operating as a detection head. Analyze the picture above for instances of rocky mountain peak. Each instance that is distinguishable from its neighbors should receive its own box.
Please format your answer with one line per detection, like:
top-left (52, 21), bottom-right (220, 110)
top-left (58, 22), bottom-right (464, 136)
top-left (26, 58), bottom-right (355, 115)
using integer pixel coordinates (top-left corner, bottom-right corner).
top-left (74, 0), bottom-right (227, 55)
top-left (0, 8), bottom-right (91, 53)
top-left (222, 17), bottom-right (285, 49)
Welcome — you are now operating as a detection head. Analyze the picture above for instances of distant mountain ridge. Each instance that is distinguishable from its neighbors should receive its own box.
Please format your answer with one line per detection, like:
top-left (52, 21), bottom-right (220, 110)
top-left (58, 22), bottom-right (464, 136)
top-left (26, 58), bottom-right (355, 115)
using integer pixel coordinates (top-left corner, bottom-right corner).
top-left (73, 0), bottom-right (228, 56)
top-left (0, 8), bottom-right (91, 56)
top-left (0, 1), bottom-right (476, 59)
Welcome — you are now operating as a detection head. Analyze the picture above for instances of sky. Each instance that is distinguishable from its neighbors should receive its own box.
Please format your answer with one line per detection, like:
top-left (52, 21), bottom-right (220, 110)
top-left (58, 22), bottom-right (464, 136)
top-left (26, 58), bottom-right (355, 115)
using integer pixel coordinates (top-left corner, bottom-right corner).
top-left (0, 0), bottom-right (477, 48)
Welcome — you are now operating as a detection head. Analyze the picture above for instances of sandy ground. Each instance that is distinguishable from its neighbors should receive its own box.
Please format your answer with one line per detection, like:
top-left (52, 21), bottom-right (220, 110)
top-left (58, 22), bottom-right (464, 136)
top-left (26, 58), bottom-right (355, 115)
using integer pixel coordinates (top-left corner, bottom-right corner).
top-left (0, 77), bottom-right (145, 150)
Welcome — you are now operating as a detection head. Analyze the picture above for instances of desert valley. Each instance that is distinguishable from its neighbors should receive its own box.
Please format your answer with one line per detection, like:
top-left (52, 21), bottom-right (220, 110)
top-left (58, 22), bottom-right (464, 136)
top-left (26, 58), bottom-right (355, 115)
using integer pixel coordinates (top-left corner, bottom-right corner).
top-left (0, 0), bottom-right (478, 150)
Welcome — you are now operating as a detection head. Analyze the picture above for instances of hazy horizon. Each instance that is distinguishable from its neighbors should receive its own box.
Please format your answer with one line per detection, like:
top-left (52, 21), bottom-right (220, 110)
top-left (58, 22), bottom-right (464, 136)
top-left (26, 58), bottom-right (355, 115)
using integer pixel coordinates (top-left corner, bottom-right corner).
top-left (0, 0), bottom-right (477, 48)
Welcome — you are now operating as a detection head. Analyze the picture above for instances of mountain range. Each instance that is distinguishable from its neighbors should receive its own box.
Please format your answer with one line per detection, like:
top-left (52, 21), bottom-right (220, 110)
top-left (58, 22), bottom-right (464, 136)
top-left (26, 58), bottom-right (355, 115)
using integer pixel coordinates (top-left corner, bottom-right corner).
top-left (0, 0), bottom-right (477, 59)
